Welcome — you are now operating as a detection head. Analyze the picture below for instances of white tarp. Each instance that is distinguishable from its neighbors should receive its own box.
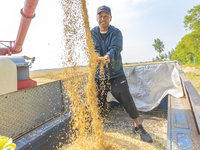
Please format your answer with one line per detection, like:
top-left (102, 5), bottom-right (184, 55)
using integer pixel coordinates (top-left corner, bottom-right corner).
top-left (107, 61), bottom-right (183, 112)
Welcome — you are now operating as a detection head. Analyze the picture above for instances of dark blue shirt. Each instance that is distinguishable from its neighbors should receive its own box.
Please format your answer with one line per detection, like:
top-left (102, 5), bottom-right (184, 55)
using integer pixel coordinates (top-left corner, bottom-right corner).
top-left (91, 25), bottom-right (124, 79)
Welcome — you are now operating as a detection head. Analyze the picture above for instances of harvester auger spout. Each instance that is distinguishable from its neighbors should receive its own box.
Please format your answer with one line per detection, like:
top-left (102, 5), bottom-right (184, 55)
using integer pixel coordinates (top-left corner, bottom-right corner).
top-left (0, 0), bottom-right (39, 55)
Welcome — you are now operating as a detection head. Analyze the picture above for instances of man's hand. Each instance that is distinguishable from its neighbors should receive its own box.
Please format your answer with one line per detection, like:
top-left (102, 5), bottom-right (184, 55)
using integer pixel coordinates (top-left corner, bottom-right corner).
top-left (97, 54), bottom-right (110, 66)
top-left (103, 55), bottom-right (110, 65)
top-left (96, 53), bottom-right (110, 65)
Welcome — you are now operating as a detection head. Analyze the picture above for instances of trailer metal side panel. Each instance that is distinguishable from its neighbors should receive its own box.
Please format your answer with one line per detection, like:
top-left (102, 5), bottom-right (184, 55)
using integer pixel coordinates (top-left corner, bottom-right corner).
top-left (168, 95), bottom-right (200, 149)
top-left (175, 63), bottom-right (200, 133)
top-left (0, 81), bottom-right (63, 139)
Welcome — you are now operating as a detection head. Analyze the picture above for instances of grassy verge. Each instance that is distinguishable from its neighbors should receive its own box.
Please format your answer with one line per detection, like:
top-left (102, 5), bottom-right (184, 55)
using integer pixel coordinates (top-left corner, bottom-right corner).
top-left (181, 65), bottom-right (200, 94)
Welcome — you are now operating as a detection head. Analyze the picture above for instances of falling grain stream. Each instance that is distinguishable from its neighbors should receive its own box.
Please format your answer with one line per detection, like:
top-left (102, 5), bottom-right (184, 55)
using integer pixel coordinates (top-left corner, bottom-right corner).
top-left (58, 0), bottom-right (164, 149)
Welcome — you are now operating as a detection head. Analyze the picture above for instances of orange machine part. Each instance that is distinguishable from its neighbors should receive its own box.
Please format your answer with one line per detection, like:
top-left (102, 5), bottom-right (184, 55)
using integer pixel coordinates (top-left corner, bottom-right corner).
top-left (13, 0), bottom-right (39, 54)
top-left (0, 0), bottom-right (39, 55)
top-left (17, 79), bottom-right (37, 90)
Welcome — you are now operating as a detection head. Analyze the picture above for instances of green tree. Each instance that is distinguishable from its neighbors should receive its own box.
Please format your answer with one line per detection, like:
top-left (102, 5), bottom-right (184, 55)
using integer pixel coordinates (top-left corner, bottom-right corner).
top-left (152, 38), bottom-right (165, 57)
top-left (168, 48), bottom-right (175, 60)
top-left (171, 31), bottom-right (200, 65)
top-left (164, 53), bottom-right (168, 60)
top-left (184, 4), bottom-right (200, 32)
top-left (171, 4), bottom-right (200, 66)
top-left (152, 38), bottom-right (167, 61)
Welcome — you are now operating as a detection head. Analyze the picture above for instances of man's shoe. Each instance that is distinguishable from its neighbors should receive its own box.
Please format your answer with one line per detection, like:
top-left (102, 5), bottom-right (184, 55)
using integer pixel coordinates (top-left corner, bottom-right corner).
top-left (133, 124), bottom-right (153, 143)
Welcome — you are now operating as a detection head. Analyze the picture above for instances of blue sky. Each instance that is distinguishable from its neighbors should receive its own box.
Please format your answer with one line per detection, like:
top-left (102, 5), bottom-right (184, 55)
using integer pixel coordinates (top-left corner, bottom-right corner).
top-left (0, 0), bottom-right (199, 70)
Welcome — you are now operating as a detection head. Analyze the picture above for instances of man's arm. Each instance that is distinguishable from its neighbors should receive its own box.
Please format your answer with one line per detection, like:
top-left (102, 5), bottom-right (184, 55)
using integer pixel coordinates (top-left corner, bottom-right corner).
top-left (106, 29), bottom-right (123, 62)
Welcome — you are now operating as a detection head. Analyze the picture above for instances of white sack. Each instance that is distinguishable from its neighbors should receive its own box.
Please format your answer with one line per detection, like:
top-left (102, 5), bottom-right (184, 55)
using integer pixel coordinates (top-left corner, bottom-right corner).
top-left (107, 62), bottom-right (183, 112)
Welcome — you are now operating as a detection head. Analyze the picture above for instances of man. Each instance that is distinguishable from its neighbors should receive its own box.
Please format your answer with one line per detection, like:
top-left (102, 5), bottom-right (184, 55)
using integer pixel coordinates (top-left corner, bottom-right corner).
top-left (90, 5), bottom-right (153, 143)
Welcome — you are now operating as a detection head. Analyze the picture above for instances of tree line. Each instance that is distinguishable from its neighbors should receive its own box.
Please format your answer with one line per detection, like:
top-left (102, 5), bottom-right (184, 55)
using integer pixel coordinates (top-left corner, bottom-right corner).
top-left (152, 4), bottom-right (200, 67)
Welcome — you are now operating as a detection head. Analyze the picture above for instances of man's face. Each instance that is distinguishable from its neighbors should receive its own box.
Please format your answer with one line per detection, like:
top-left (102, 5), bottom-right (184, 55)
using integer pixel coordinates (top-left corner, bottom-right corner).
top-left (97, 11), bottom-right (112, 29)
